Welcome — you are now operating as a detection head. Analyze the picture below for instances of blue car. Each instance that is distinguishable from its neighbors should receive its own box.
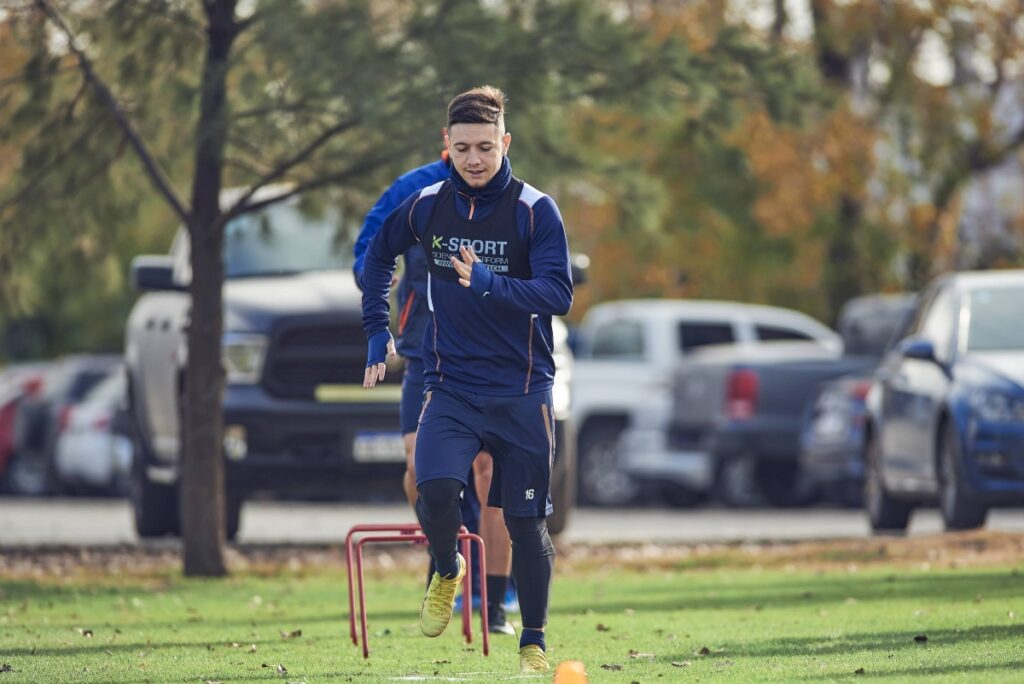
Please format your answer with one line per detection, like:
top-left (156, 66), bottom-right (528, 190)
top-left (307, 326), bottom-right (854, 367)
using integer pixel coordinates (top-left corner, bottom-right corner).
top-left (799, 294), bottom-right (916, 505)
top-left (864, 270), bottom-right (1024, 533)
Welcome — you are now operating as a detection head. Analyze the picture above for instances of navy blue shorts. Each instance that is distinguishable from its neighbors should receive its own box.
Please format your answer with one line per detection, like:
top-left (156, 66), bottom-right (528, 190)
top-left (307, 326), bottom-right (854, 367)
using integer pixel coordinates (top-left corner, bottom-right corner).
top-left (400, 357), bottom-right (426, 435)
top-left (415, 385), bottom-right (554, 518)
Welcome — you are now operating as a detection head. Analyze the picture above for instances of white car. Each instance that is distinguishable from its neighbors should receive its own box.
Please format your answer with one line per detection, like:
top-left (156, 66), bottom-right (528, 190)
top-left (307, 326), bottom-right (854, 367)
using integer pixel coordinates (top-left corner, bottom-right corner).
top-left (54, 369), bottom-right (132, 495)
top-left (571, 299), bottom-right (841, 506)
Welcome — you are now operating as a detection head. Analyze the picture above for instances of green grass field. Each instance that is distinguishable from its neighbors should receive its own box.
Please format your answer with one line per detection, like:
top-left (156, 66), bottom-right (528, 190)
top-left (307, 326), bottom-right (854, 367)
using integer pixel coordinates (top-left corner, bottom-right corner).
top-left (1, 536), bottom-right (1023, 683)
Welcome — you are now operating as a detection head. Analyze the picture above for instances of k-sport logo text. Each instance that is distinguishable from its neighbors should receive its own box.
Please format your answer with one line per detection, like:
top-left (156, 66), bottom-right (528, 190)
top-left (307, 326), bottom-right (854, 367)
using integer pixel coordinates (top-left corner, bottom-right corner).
top-left (432, 234), bottom-right (511, 273)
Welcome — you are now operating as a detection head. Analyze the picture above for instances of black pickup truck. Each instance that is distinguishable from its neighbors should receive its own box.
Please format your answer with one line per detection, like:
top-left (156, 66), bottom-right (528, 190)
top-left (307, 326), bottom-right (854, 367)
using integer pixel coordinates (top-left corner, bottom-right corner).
top-left (126, 194), bottom-right (576, 540)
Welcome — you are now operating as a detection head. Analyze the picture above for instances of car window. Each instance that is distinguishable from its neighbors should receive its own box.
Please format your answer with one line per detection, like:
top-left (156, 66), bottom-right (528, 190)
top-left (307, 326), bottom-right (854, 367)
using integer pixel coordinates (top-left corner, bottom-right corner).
top-left (80, 371), bottom-right (126, 411)
top-left (918, 285), bottom-right (957, 362)
top-left (964, 286), bottom-right (1024, 352)
top-left (67, 370), bottom-right (114, 402)
top-left (677, 322), bottom-right (734, 352)
top-left (755, 325), bottom-right (814, 342)
top-left (590, 320), bottom-right (645, 360)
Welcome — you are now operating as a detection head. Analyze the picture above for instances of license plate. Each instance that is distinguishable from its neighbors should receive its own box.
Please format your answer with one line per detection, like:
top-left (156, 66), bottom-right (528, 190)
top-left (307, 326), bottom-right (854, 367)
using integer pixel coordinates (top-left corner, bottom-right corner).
top-left (352, 431), bottom-right (405, 463)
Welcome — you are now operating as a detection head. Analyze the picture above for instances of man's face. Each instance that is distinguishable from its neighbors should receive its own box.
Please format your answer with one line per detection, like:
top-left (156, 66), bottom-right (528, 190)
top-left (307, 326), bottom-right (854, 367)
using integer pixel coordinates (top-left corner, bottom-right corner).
top-left (446, 122), bottom-right (511, 189)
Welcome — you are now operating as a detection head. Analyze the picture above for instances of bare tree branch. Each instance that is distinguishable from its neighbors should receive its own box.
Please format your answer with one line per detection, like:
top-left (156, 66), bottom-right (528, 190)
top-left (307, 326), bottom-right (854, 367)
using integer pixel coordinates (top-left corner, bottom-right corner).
top-left (221, 149), bottom-right (407, 223)
top-left (34, 0), bottom-right (189, 223)
top-left (222, 115), bottom-right (361, 217)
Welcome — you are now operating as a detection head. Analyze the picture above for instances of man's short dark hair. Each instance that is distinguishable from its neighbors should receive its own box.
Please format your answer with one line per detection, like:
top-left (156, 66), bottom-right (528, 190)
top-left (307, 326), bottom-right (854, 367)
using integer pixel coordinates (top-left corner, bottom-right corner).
top-left (447, 86), bottom-right (507, 129)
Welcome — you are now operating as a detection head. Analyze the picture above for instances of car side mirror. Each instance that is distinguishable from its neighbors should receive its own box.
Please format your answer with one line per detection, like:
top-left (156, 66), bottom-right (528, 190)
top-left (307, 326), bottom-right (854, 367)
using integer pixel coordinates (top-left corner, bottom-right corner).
top-left (899, 336), bottom-right (937, 363)
top-left (570, 253), bottom-right (590, 286)
top-left (132, 256), bottom-right (182, 292)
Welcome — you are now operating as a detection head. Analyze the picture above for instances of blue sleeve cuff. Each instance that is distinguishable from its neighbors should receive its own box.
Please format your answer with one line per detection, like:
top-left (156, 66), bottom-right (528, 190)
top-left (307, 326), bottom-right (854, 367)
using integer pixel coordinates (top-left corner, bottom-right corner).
top-left (366, 330), bottom-right (393, 366)
top-left (470, 261), bottom-right (494, 297)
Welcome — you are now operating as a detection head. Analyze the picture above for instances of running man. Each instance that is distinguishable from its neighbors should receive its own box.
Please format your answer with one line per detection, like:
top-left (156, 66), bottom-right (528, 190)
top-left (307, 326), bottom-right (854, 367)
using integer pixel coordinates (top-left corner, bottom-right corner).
top-left (353, 146), bottom-right (515, 635)
top-left (361, 85), bottom-right (572, 674)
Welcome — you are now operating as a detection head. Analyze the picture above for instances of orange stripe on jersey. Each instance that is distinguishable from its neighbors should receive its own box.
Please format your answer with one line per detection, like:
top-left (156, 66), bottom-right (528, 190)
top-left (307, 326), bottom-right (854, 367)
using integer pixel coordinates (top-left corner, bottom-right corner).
top-left (524, 318), bottom-right (534, 393)
top-left (398, 291), bottom-right (416, 335)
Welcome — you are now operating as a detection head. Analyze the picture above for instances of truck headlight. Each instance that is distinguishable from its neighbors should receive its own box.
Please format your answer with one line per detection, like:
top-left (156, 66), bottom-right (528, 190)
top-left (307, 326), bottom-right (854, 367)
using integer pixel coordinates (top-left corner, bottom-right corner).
top-left (222, 333), bottom-right (268, 384)
top-left (969, 390), bottom-right (1024, 423)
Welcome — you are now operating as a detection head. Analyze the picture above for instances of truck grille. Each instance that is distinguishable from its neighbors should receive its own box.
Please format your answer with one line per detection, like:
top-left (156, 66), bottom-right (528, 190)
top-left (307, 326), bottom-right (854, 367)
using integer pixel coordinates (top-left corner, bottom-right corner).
top-left (262, 316), bottom-right (402, 399)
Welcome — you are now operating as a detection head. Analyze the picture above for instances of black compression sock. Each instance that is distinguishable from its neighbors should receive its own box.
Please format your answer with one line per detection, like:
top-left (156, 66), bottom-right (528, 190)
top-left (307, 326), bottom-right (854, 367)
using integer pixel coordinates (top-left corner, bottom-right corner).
top-left (504, 515), bottom-right (554, 632)
top-left (415, 478), bottom-right (464, 578)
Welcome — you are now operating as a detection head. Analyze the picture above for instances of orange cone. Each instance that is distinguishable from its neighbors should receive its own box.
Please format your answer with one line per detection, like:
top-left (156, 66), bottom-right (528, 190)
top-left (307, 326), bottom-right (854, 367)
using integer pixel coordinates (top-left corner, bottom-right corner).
top-left (553, 660), bottom-right (588, 683)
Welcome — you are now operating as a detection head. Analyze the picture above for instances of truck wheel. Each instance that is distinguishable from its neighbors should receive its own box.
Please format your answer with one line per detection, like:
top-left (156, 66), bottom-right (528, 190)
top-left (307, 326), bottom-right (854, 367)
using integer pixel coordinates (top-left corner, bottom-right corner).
top-left (547, 420), bottom-right (576, 536)
top-left (938, 423), bottom-right (987, 531)
top-left (225, 492), bottom-right (243, 542)
top-left (864, 431), bottom-right (911, 534)
top-left (714, 455), bottom-right (765, 507)
top-left (5, 450), bottom-right (51, 496)
top-left (130, 414), bottom-right (179, 537)
top-left (578, 423), bottom-right (638, 507)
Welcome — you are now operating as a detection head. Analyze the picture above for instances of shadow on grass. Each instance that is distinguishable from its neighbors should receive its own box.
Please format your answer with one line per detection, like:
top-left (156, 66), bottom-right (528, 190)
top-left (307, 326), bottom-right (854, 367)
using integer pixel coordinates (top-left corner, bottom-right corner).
top-left (551, 569), bottom-right (1023, 617)
top-left (796, 660), bottom-right (1024, 681)
top-left (661, 623), bottom-right (1024, 662)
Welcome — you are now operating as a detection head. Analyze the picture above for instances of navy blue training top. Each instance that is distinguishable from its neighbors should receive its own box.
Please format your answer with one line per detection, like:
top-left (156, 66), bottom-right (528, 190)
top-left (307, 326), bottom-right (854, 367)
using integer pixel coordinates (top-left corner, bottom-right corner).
top-left (361, 157), bottom-right (573, 396)
top-left (353, 159), bottom-right (449, 360)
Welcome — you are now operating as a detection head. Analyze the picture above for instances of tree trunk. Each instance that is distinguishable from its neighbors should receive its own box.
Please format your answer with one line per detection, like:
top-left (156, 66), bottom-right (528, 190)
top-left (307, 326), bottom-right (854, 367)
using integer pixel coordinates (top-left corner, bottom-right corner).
top-left (182, 0), bottom-right (237, 577)
top-left (824, 195), bottom-right (863, 325)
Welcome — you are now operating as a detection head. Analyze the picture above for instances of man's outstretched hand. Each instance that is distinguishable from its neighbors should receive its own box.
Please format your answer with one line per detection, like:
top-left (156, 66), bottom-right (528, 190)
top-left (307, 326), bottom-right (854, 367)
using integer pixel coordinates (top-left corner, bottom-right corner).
top-left (364, 330), bottom-right (397, 388)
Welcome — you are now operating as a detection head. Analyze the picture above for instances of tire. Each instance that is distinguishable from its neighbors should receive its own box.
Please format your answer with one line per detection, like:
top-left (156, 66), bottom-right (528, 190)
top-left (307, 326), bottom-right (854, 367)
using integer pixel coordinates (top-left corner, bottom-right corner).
top-left (863, 430), bottom-right (912, 534)
top-left (547, 420), bottom-right (576, 536)
top-left (577, 422), bottom-right (638, 507)
top-left (225, 491), bottom-right (243, 542)
top-left (938, 422), bottom-right (987, 531)
top-left (5, 449), bottom-right (51, 496)
top-left (714, 455), bottom-right (765, 507)
top-left (130, 408), bottom-right (180, 538)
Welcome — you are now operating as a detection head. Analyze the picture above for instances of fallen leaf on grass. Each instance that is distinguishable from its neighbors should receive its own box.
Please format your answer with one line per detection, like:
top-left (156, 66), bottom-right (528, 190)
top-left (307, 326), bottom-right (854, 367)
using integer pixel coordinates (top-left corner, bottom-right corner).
top-left (628, 650), bottom-right (655, 659)
top-left (600, 664), bottom-right (623, 671)
top-left (596, 623), bottom-right (610, 632)
top-left (671, 661), bottom-right (691, 667)
top-left (249, 644), bottom-right (257, 653)
top-left (697, 647), bottom-right (711, 656)
top-left (77, 628), bottom-right (93, 638)
top-left (914, 634), bottom-right (928, 643)
top-left (280, 630), bottom-right (302, 639)
top-left (855, 668), bottom-right (865, 675)
top-left (277, 664), bottom-right (288, 675)
top-left (205, 680), bottom-right (223, 684)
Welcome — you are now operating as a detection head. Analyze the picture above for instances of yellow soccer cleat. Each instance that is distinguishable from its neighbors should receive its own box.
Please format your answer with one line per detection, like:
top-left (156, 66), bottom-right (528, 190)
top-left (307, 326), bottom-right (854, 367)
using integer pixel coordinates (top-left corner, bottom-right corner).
top-left (519, 644), bottom-right (550, 674)
top-left (419, 553), bottom-right (466, 637)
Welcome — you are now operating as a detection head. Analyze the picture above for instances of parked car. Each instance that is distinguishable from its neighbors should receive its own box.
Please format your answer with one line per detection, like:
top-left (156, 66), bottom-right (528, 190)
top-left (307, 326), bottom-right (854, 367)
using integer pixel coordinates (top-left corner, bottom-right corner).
top-left (864, 270), bottom-right (1024, 533)
top-left (54, 366), bottom-right (132, 495)
top-left (126, 188), bottom-right (579, 540)
top-left (8, 355), bottom-right (121, 495)
top-left (0, 363), bottom-right (50, 489)
top-left (672, 340), bottom-right (873, 507)
top-left (798, 294), bottom-right (917, 504)
top-left (571, 299), bottom-right (840, 507)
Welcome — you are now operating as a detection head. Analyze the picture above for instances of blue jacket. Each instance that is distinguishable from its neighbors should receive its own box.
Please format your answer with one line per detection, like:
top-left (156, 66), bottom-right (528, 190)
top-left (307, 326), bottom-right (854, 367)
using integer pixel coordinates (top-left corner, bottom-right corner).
top-left (354, 159), bottom-right (450, 360)
top-left (362, 157), bottom-right (573, 396)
